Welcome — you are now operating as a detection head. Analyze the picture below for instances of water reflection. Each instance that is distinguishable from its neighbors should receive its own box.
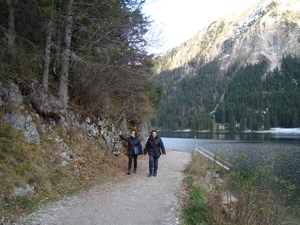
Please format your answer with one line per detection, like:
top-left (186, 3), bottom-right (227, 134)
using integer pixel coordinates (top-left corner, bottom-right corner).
top-left (159, 131), bottom-right (300, 143)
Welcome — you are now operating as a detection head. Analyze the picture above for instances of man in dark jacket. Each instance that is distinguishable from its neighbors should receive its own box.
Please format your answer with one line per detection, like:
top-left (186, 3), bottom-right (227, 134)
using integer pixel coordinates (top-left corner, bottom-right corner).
top-left (144, 130), bottom-right (166, 177)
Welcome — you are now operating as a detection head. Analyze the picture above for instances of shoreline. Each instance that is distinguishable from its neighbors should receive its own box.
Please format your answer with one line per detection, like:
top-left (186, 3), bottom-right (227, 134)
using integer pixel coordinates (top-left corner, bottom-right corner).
top-left (252, 127), bottom-right (300, 134)
top-left (159, 128), bottom-right (300, 134)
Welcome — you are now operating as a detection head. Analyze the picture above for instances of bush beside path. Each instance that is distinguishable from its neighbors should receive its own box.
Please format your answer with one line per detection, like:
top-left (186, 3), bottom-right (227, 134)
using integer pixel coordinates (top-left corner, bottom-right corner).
top-left (17, 150), bottom-right (191, 225)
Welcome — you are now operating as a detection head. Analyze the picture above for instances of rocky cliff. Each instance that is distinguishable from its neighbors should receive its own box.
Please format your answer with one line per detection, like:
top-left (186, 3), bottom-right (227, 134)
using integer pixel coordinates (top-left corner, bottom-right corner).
top-left (0, 80), bottom-right (149, 210)
top-left (1, 82), bottom-right (149, 154)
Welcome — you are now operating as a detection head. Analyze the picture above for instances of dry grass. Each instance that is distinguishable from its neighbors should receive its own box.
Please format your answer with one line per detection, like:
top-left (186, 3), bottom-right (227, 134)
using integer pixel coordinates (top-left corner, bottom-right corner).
top-left (181, 154), bottom-right (300, 225)
top-left (0, 117), bottom-right (127, 223)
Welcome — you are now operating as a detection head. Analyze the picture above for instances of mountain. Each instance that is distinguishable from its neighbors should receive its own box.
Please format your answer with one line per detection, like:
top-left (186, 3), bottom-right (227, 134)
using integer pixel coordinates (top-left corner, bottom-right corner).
top-left (151, 0), bottom-right (300, 131)
top-left (154, 0), bottom-right (300, 72)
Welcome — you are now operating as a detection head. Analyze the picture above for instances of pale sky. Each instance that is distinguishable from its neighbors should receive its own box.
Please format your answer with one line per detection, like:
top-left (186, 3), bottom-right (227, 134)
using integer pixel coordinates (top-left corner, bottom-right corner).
top-left (143, 0), bottom-right (259, 54)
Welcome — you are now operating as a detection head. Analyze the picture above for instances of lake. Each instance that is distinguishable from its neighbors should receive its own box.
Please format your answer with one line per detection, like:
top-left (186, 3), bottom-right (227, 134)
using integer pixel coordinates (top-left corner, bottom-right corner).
top-left (159, 131), bottom-right (300, 210)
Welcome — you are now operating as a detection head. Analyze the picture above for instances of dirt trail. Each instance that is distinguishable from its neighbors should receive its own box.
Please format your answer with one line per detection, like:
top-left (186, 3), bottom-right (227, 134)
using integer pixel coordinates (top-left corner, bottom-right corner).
top-left (17, 150), bottom-right (191, 225)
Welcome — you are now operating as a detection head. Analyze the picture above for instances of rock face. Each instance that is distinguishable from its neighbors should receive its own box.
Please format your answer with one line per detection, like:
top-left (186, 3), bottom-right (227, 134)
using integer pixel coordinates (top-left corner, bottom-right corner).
top-left (1, 80), bottom-right (151, 199)
top-left (57, 110), bottom-right (123, 154)
top-left (2, 83), bottom-right (40, 144)
top-left (153, 0), bottom-right (300, 74)
top-left (0, 81), bottom-right (148, 155)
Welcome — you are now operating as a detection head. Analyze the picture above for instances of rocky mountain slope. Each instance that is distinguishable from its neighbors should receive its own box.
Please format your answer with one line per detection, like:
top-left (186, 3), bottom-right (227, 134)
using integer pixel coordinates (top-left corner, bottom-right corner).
top-left (150, 0), bottom-right (300, 131)
top-left (153, 0), bottom-right (300, 74)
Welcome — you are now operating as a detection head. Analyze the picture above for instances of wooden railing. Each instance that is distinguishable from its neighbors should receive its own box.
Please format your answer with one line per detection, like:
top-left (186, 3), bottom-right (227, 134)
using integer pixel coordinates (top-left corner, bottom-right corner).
top-left (194, 137), bottom-right (233, 170)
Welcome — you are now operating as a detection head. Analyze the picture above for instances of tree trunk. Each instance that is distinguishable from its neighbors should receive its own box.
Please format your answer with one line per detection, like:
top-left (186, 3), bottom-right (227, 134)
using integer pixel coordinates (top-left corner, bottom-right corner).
top-left (31, 86), bottom-right (65, 117)
top-left (59, 0), bottom-right (74, 110)
top-left (30, 21), bottom-right (65, 117)
top-left (42, 20), bottom-right (52, 93)
top-left (6, 0), bottom-right (18, 60)
top-left (53, 1), bottom-right (63, 77)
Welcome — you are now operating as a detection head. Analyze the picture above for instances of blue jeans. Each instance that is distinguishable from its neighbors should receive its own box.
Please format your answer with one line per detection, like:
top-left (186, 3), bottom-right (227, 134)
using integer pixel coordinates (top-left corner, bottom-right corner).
top-left (149, 154), bottom-right (159, 175)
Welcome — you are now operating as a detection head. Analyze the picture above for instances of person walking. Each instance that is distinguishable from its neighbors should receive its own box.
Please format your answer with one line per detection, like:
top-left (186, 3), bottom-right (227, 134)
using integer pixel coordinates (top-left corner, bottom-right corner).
top-left (144, 130), bottom-right (166, 177)
top-left (119, 130), bottom-right (142, 175)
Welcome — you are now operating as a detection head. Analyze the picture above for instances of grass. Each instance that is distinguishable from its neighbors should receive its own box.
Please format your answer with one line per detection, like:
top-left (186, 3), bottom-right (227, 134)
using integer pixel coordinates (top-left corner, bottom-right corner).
top-left (181, 154), bottom-right (211, 225)
top-left (0, 117), bottom-right (127, 223)
top-left (181, 153), bottom-right (300, 225)
top-left (183, 184), bottom-right (210, 225)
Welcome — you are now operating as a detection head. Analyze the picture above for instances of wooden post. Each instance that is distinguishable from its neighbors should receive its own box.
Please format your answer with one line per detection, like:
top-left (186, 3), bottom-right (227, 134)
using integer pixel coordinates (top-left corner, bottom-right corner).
top-left (194, 136), bottom-right (196, 154)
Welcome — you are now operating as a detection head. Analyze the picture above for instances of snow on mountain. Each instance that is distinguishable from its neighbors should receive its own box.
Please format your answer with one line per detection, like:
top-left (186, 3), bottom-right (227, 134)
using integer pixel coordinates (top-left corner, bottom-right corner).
top-left (153, 0), bottom-right (300, 74)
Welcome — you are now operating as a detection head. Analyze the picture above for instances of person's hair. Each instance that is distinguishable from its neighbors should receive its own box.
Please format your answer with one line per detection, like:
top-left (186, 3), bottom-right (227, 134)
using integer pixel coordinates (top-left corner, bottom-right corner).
top-left (131, 129), bottom-right (137, 136)
top-left (151, 130), bottom-right (157, 135)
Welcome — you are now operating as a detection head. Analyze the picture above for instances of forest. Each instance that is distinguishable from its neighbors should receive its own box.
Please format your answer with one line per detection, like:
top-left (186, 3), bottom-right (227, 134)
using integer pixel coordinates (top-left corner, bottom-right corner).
top-left (1, 1), bottom-right (300, 131)
top-left (151, 55), bottom-right (300, 131)
top-left (0, 1), bottom-right (164, 220)
top-left (0, 0), bottom-right (162, 126)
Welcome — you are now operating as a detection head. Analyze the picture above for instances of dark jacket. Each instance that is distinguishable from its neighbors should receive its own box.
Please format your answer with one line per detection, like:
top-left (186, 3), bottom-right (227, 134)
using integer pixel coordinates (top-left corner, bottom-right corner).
top-left (119, 135), bottom-right (142, 155)
top-left (144, 135), bottom-right (166, 158)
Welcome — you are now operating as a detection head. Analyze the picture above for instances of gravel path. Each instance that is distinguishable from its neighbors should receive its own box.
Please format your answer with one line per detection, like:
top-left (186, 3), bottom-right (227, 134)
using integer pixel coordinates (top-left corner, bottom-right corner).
top-left (17, 150), bottom-right (191, 225)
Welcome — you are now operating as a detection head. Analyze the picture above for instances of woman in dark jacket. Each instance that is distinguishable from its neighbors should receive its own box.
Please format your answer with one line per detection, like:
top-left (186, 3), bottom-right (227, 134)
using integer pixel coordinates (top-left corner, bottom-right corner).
top-left (119, 130), bottom-right (142, 174)
top-left (144, 130), bottom-right (166, 177)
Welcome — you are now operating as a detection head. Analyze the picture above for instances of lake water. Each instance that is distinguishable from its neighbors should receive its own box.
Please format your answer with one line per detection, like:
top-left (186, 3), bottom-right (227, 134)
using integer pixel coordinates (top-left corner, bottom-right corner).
top-left (159, 131), bottom-right (300, 209)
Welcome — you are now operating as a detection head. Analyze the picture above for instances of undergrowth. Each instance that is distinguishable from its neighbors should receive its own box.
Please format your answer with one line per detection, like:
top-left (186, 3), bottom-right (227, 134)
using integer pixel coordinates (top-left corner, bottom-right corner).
top-left (0, 118), bottom-right (127, 223)
top-left (183, 183), bottom-right (209, 225)
top-left (181, 154), bottom-right (211, 225)
top-left (181, 154), bottom-right (300, 225)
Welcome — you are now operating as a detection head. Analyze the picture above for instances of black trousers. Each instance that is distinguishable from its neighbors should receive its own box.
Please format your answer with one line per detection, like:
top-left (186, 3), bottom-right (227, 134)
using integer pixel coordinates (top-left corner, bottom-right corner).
top-left (128, 154), bottom-right (138, 170)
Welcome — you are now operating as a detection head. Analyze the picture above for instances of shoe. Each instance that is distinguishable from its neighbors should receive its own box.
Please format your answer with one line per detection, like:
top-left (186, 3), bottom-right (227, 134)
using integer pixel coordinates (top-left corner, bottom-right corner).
top-left (148, 173), bottom-right (152, 177)
top-left (133, 169), bottom-right (137, 173)
top-left (153, 173), bottom-right (157, 177)
top-left (127, 169), bottom-right (131, 175)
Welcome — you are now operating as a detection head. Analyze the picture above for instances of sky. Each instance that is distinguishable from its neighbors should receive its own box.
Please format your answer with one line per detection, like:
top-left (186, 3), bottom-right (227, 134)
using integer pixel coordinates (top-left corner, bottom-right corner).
top-left (143, 0), bottom-right (259, 54)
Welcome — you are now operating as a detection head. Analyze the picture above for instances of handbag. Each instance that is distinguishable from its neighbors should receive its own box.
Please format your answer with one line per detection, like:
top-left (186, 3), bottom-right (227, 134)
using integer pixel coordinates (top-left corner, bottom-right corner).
top-left (133, 145), bottom-right (140, 155)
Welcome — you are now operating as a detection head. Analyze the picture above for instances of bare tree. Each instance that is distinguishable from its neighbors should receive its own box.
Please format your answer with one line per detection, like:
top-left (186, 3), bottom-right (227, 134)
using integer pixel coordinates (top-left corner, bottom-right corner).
top-left (58, 0), bottom-right (74, 111)
top-left (30, 19), bottom-right (65, 117)
top-left (42, 21), bottom-right (52, 93)
top-left (0, 0), bottom-right (162, 121)
top-left (67, 0), bottom-right (158, 121)
top-left (6, 0), bottom-right (18, 60)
